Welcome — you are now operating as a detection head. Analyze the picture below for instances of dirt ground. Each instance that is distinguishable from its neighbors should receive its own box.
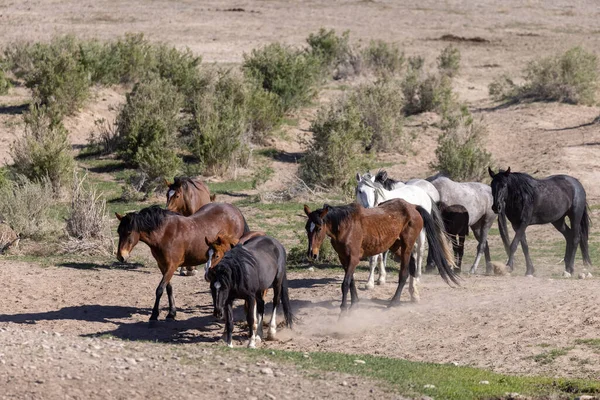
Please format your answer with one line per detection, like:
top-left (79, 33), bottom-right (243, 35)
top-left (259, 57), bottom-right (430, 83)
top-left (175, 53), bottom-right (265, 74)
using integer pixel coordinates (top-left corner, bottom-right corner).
top-left (1, 0), bottom-right (600, 398)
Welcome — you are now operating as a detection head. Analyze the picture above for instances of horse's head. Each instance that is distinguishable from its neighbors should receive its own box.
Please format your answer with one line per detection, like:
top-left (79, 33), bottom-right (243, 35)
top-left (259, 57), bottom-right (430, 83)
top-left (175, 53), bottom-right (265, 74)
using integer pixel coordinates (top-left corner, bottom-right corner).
top-left (210, 269), bottom-right (230, 320)
top-left (488, 167), bottom-right (511, 214)
top-left (355, 173), bottom-right (376, 209)
top-left (303, 204), bottom-right (330, 261)
top-left (165, 178), bottom-right (186, 214)
top-left (204, 233), bottom-right (239, 281)
top-left (115, 212), bottom-right (140, 262)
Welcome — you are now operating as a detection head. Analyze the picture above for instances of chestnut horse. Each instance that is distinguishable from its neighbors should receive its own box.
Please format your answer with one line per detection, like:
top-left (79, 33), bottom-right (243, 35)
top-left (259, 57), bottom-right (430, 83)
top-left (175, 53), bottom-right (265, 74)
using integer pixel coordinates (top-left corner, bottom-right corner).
top-left (166, 176), bottom-right (215, 216)
top-left (304, 200), bottom-right (458, 312)
top-left (165, 176), bottom-right (216, 275)
top-left (115, 203), bottom-right (249, 324)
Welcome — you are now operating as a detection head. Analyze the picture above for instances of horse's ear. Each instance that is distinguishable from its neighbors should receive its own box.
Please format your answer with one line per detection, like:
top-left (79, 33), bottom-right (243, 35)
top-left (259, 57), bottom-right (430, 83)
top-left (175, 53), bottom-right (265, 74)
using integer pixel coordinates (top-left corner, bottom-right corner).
top-left (164, 179), bottom-right (172, 187)
top-left (115, 212), bottom-right (124, 221)
top-left (319, 205), bottom-right (330, 219)
top-left (504, 167), bottom-right (511, 176)
top-left (303, 204), bottom-right (311, 216)
top-left (205, 236), bottom-right (213, 247)
top-left (488, 166), bottom-right (495, 178)
top-left (210, 194), bottom-right (217, 202)
top-left (356, 172), bottom-right (361, 182)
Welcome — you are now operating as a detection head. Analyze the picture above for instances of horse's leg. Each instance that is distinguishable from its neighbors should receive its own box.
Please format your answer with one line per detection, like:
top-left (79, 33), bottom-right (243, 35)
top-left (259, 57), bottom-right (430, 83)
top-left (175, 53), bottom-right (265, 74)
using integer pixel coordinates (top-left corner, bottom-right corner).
top-left (246, 296), bottom-right (257, 349)
top-left (366, 255), bottom-right (377, 290)
top-left (468, 222), bottom-right (485, 274)
top-left (340, 258), bottom-right (359, 315)
top-left (566, 212), bottom-right (582, 275)
top-left (390, 245), bottom-right (412, 306)
top-left (378, 251), bottom-right (387, 285)
top-left (350, 274), bottom-right (359, 308)
top-left (268, 282), bottom-right (280, 340)
top-left (457, 234), bottom-right (466, 271)
top-left (520, 233), bottom-right (535, 276)
top-left (408, 257), bottom-right (420, 303)
top-left (255, 291), bottom-right (265, 342)
top-left (165, 282), bottom-right (176, 320)
top-left (450, 234), bottom-right (460, 271)
top-left (415, 230), bottom-right (425, 281)
top-left (150, 265), bottom-right (175, 323)
top-left (225, 303), bottom-right (234, 348)
top-left (506, 224), bottom-right (526, 272)
top-left (552, 217), bottom-right (573, 276)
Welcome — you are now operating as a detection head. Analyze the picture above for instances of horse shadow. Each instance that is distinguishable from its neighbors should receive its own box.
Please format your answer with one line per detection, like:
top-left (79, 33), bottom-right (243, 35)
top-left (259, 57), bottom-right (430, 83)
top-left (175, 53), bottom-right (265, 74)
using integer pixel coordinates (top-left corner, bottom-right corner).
top-left (0, 304), bottom-right (144, 325)
top-left (0, 103), bottom-right (29, 115)
top-left (58, 261), bottom-right (149, 272)
top-left (287, 277), bottom-right (337, 289)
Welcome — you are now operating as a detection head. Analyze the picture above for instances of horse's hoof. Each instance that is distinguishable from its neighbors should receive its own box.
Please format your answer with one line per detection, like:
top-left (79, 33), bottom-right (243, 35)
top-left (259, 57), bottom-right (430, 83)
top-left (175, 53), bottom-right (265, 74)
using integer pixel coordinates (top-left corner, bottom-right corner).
top-left (179, 269), bottom-right (187, 276)
top-left (227, 342), bottom-right (234, 348)
top-left (562, 271), bottom-right (572, 278)
top-left (364, 283), bottom-right (375, 290)
top-left (166, 314), bottom-right (176, 320)
top-left (247, 341), bottom-right (256, 349)
top-left (526, 274), bottom-right (534, 278)
top-left (410, 297), bottom-right (420, 303)
top-left (377, 279), bottom-right (386, 285)
top-left (387, 301), bottom-right (401, 308)
top-left (254, 335), bottom-right (262, 344)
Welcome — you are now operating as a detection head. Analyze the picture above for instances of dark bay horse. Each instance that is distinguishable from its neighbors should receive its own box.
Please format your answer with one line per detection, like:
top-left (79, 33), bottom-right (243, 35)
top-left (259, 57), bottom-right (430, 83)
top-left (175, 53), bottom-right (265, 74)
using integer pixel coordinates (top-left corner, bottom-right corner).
top-left (115, 203), bottom-right (249, 323)
top-left (166, 176), bottom-right (215, 216)
top-left (304, 200), bottom-right (458, 312)
top-left (439, 202), bottom-right (470, 271)
top-left (207, 237), bottom-right (293, 347)
top-left (204, 231), bottom-right (266, 280)
top-left (489, 167), bottom-right (591, 276)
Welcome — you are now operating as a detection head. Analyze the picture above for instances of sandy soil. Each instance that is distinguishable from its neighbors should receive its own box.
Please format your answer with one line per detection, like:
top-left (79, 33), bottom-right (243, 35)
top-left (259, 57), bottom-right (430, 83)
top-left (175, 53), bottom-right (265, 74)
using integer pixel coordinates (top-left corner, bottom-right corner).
top-left (1, 0), bottom-right (600, 397)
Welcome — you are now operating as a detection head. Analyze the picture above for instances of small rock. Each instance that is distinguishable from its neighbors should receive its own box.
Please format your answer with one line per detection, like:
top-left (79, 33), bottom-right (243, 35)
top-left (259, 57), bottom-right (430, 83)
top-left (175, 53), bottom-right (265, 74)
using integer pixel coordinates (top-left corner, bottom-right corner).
top-left (353, 359), bottom-right (366, 364)
top-left (504, 393), bottom-right (522, 399)
top-left (248, 397), bottom-right (258, 400)
top-left (302, 353), bottom-right (310, 359)
top-left (35, 379), bottom-right (44, 384)
top-left (450, 361), bottom-right (459, 366)
top-left (53, 332), bottom-right (62, 337)
top-left (237, 367), bottom-right (246, 373)
top-left (266, 394), bottom-right (276, 400)
top-left (307, 267), bottom-right (315, 272)
top-left (260, 367), bottom-right (273, 375)
top-left (341, 381), bottom-right (348, 386)
top-left (479, 380), bottom-right (490, 385)
top-left (586, 272), bottom-right (593, 278)
top-left (423, 384), bottom-right (436, 389)
top-left (220, 361), bottom-right (227, 366)
top-left (125, 358), bottom-right (137, 365)
top-left (270, 351), bottom-right (275, 355)
top-left (225, 378), bottom-right (231, 383)
top-left (578, 273), bottom-right (586, 280)
top-left (421, 396), bottom-right (434, 400)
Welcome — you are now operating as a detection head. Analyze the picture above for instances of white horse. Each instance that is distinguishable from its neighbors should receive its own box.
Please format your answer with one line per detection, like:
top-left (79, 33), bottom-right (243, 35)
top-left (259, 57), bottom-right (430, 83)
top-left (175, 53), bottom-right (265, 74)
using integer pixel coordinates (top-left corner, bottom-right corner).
top-left (356, 173), bottom-right (436, 299)
top-left (374, 170), bottom-right (440, 203)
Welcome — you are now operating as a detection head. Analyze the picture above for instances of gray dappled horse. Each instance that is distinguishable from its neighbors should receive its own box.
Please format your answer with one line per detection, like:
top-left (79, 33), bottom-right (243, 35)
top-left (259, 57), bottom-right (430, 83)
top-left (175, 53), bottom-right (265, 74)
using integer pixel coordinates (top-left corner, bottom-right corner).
top-left (427, 173), bottom-right (496, 274)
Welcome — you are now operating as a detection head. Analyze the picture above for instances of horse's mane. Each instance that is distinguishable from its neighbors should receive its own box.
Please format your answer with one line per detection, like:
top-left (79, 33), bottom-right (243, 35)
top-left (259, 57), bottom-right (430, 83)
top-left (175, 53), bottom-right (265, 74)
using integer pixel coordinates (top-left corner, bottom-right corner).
top-left (322, 203), bottom-right (360, 235)
top-left (504, 171), bottom-right (537, 209)
top-left (171, 176), bottom-right (202, 191)
top-left (425, 172), bottom-right (447, 182)
top-left (374, 170), bottom-right (402, 190)
top-left (127, 206), bottom-right (178, 233)
top-left (212, 245), bottom-right (257, 290)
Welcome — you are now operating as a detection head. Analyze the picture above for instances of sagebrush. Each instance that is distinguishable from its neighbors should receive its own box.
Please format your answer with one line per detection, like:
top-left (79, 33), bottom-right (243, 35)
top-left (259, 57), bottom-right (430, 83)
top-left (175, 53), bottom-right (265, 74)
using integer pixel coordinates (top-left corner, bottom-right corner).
top-left (10, 105), bottom-right (75, 190)
top-left (300, 97), bottom-right (372, 191)
top-left (402, 55), bottom-right (455, 116)
top-left (363, 40), bottom-right (404, 76)
top-left (489, 46), bottom-right (598, 105)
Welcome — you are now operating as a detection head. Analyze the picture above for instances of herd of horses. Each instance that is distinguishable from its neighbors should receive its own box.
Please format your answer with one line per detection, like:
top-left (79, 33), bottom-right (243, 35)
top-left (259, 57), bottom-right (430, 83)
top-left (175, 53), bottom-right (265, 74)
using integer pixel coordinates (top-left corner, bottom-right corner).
top-left (115, 169), bottom-right (592, 347)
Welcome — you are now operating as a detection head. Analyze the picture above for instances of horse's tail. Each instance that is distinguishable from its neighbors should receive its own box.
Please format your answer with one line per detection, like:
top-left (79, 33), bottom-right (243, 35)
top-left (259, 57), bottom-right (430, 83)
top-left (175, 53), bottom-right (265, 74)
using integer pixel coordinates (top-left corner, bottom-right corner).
top-left (416, 206), bottom-right (460, 286)
top-left (497, 211), bottom-right (511, 257)
top-left (281, 270), bottom-right (294, 329)
top-left (580, 204), bottom-right (592, 266)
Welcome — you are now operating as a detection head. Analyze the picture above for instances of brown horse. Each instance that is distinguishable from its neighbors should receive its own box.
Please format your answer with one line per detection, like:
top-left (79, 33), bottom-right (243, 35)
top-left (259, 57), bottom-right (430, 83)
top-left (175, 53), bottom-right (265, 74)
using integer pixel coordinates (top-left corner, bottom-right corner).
top-left (165, 176), bottom-right (216, 275)
top-left (439, 202), bottom-right (470, 272)
top-left (304, 200), bottom-right (458, 312)
top-left (165, 176), bottom-right (215, 216)
top-left (115, 203), bottom-right (249, 324)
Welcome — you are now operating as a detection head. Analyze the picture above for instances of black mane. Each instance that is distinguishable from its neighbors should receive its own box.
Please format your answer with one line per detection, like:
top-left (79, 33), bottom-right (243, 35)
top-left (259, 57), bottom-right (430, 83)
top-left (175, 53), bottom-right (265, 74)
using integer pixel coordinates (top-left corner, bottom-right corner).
top-left (312, 203), bottom-right (360, 235)
top-left (170, 176), bottom-right (201, 191)
top-left (122, 206), bottom-right (178, 233)
top-left (374, 170), bottom-right (402, 190)
top-left (504, 171), bottom-right (537, 210)
top-left (211, 245), bottom-right (257, 291)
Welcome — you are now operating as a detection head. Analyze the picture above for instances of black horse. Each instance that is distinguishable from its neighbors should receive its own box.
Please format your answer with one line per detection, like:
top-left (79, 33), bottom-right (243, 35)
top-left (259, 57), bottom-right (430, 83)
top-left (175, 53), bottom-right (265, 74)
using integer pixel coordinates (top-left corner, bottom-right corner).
top-left (439, 202), bottom-right (470, 272)
top-left (488, 167), bottom-right (591, 276)
top-left (207, 235), bottom-right (293, 348)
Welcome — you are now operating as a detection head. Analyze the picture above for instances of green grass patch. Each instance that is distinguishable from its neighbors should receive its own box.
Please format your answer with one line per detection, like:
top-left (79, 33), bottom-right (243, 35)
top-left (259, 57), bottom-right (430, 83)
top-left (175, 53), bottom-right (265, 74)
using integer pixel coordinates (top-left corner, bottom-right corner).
top-left (530, 347), bottom-right (573, 365)
top-left (231, 348), bottom-right (600, 399)
top-left (575, 338), bottom-right (600, 348)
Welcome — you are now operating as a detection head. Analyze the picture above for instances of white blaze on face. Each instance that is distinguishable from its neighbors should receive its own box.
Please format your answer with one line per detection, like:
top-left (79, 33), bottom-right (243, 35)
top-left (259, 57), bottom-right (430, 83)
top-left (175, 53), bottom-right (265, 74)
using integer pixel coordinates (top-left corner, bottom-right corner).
top-left (167, 189), bottom-right (175, 200)
top-left (205, 249), bottom-right (214, 273)
top-left (214, 281), bottom-right (221, 292)
top-left (309, 222), bottom-right (316, 233)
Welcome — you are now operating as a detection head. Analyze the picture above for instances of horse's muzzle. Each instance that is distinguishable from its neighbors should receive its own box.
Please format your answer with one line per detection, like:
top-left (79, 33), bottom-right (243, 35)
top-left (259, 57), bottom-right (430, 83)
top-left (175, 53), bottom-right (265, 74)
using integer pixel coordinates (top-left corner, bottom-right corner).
top-left (116, 251), bottom-right (128, 263)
